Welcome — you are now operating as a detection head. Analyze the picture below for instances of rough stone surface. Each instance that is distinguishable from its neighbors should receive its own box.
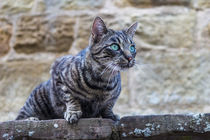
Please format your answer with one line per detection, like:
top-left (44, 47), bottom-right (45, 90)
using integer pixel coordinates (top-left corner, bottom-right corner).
top-left (119, 114), bottom-right (210, 139)
top-left (151, 0), bottom-right (190, 6)
top-left (0, 118), bottom-right (114, 140)
top-left (0, 0), bottom-right (35, 15)
top-left (0, 114), bottom-right (210, 139)
top-left (131, 7), bottom-right (196, 49)
top-left (33, 0), bottom-right (46, 13)
top-left (60, 0), bottom-right (105, 10)
top-left (192, 0), bottom-right (210, 9)
top-left (196, 9), bottom-right (210, 50)
top-left (114, 0), bottom-right (153, 8)
top-left (114, 0), bottom-right (191, 8)
top-left (13, 14), bottom-right (75, 54)
top-left (0, 18), bottom-right (12, 57)
top-left (69, 15), bottom-right (93, 55)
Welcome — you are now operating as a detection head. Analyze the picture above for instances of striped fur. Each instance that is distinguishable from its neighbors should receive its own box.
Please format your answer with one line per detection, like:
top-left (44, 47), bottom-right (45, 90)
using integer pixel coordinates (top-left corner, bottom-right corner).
top-left (16, 17), bottom-right (138, 123)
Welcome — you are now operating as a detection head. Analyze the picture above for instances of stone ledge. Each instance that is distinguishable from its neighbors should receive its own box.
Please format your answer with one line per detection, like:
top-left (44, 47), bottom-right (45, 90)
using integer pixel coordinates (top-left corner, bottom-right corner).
top-left (0, 113), bottom-right (210, 140)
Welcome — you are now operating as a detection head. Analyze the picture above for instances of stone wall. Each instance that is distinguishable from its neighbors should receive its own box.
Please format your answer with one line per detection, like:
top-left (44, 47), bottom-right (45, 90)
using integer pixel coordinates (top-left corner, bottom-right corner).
top-left (0, 0), bottom-right (210, 122)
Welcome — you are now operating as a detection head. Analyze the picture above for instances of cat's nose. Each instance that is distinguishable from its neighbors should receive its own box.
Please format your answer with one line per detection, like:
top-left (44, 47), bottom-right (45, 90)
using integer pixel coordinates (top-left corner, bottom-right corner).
top-left (128, 57), bottom-right (132, 62)
top-left (123, 50), bottom-right (132, 62)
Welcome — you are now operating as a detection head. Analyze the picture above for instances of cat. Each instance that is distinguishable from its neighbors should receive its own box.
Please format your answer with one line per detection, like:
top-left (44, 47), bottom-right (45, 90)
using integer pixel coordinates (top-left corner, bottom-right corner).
top-left (16, 17), bottom-right (138, 123)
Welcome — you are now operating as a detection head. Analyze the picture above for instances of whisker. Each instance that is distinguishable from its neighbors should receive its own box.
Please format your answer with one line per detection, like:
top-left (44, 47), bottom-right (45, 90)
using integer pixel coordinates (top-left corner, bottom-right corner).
top-left (106, 65), bottom-right (117, 89)
top-left (100, 62), bottom-right (114, 76)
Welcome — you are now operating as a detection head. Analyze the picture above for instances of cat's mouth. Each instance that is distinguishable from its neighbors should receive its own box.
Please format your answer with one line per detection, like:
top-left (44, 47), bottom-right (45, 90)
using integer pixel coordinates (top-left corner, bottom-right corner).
top-left (119, 62), bottom-right (135, 70)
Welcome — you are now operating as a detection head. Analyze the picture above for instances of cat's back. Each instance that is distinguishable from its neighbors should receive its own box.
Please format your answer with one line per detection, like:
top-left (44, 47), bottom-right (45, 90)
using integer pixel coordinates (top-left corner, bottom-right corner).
top-left (51, 48), bottom-right (88, 73)
top-left (51, 55), bottom-right (74, 72)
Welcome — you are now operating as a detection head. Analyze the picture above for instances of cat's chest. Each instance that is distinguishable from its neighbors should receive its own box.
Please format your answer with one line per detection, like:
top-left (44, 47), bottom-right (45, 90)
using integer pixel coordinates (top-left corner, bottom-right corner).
top-left (89, 91), bottom-right (112, 104)
top-left (79, 95), bottom-right (109, 117)
top-left (86, 91), bottom-right (113, 105)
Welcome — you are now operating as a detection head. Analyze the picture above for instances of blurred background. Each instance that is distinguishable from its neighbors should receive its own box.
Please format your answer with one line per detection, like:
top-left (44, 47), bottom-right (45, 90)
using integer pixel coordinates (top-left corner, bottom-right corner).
top-left (0, 0), bottom-right (210, 122)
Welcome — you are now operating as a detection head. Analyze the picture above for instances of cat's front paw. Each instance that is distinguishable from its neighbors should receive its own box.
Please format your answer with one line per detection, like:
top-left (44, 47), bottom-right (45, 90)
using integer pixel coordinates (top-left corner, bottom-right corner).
top-left (64, 110), bottom-right (82, 124)
top-left (26, 117), bottom-right (39, 121)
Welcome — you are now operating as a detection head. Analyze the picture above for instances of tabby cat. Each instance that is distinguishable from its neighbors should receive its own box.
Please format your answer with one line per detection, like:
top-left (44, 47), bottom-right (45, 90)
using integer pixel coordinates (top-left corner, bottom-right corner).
top-left (16, 17), bottom-right (138, 123)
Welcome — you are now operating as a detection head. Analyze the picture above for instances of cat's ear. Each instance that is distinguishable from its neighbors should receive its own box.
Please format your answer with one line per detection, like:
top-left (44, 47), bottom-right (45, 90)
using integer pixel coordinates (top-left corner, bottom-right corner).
top-left (126, 22), bottom-right (138, 38)
top-left (91, 17), bottom-right (108, 43)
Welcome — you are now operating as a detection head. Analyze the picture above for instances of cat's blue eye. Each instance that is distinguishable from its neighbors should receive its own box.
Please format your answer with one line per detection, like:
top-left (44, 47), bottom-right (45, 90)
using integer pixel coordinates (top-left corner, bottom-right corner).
top-left (110, 44), bottom-right (120, 51)
top-left (129, 45), bottom-right (136, 53)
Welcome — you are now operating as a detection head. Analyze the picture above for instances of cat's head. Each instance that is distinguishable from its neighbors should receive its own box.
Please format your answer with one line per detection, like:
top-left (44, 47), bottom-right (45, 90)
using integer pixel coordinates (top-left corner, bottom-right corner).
top-left (89, 17), bottom-right (138, 72)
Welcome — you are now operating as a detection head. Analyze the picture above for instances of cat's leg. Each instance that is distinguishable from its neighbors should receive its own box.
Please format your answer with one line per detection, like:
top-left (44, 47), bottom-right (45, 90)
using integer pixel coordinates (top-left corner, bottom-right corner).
top-left (16, 112), bottom-right (39, 121)
top-left (16, 113), bottom-right (29, 120)
top-left (16, 107), bottom-right (39, 121)
top-left (25, 117), bottom-right (39, 121)
top-left (26, 117), bottom-right (39, 121)
top-left (101, 100), bottom-right (120, 121)
top-left (16, 81), bottom-right (52, 121)
top-left (63, 94), bottom-right (82, 124)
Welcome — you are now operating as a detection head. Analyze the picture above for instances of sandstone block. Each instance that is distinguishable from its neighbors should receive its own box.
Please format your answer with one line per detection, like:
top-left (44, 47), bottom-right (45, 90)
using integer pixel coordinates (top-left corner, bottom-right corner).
top-left (196, 9), bottom-right (210, 49)
top-left (0, 18), bottom-right (12, 57)
top-left (151, 0), bottom-right (190, 6)
top-left (0, 0), bottom-right (35, 15)
top-left (34, 0), bottom-right (46, 13)
top-left (114, 0), bottom-right (153, 8)
top-left (191, 0), bottom-right (210, 9)
top-left (131, 7), bottom-right (196, 49)
top-left (60, 0), bottom-right (105, 10)
top-left (13, 15), bottom-right (75, 53)
top-left (69, 15), bottom-right (93, 54)
top-left (114, 0), bottom-right (190, 8)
